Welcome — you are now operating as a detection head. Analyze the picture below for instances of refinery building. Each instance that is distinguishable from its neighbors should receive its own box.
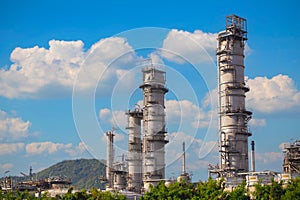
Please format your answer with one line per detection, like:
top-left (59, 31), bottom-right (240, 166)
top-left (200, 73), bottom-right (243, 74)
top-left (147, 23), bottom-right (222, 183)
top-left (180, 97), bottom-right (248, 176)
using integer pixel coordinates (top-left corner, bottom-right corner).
top-left (103, 14), bottom-right (300, 194)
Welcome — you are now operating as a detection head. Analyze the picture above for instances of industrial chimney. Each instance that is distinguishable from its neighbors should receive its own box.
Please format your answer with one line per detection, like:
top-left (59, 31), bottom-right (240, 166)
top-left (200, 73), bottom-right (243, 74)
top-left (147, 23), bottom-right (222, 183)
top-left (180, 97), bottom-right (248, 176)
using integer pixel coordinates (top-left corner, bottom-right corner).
top-left (251, 141), bottom-right (255, 173)
top-left (177, 142), bottom-right (191, 182)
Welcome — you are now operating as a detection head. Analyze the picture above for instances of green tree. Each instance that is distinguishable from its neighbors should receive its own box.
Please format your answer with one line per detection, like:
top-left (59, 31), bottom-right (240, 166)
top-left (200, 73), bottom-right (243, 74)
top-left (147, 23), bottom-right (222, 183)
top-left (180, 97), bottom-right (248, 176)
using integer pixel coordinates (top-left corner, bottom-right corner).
top-left (142, 181), bottom-right (168, 200)
top-left (194, 177), bottom-right (226, 199)
top-left (282, 177), bottom-right (300, 200)
top-left (269, 179), bottom-right (285, 200)
top-left (252, 181), bottom-right (270, 200)
top-left (228, 181), bottom-right (250, 200)
top-left (167, 180), bottom-right (194, 200)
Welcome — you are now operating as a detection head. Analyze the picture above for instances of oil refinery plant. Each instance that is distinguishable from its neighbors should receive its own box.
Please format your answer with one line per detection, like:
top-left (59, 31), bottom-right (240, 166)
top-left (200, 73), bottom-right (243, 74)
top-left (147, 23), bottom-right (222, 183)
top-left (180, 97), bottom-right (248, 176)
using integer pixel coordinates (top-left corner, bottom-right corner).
top-left (103, 14), bottom-right (300, 194)
top-left (1, 14), bottom-right (299, 197)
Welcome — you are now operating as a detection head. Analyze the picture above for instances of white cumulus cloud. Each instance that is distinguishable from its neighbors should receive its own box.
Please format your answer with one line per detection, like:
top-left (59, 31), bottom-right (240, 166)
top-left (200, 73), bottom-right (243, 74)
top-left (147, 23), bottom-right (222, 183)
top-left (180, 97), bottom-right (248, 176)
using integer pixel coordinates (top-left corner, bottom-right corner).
top-left (255, 151), bottom-right (283, 164)
top-left (99, 108), bottom-right (111, 121)
top-left (0, 143), bottom-right (24, 155)
top-left (99, 108), bottom-right (127, 130)
top-left (0, 110), bottom-right (31, 142)
top-left (166, 131), bottom-right (218, 173)
top-left (166, 99), bottom-right (209, 129)
top-left (247, 74), bottom-right (300, 113)
top-left (161, 29), bottom-right (217, 64)
top-left (0, 37), bottom-right (139, 99)
top-left (25, 141), bottom-right (86, 156)
top-left (249, 118), bottom-right (266, 127)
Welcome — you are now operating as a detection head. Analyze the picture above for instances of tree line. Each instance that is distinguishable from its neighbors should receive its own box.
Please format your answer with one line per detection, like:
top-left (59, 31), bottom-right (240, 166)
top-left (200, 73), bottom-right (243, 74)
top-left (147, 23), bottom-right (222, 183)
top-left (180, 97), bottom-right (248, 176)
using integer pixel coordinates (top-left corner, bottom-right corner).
top-left (1, 177), bottom-right (300, 199)
top-left (142, 177), bottom-right (300, 200)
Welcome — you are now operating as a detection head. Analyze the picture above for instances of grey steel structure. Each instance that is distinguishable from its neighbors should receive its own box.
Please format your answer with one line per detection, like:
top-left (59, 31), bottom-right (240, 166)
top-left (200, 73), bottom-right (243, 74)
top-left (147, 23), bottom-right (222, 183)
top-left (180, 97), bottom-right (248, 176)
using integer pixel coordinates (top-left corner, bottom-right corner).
top-left (106, 131), bottom-right (115, 189)
top-left (112, 157), bottom-right (128, 191)
top-left (126, 109), bottom-right (143, 193)
top-left (217, 15), bottom-right (252, 175)
top-left (283, 140), bottom-right (300, 174)
top-left (140, 65), bottom-right (168, 190)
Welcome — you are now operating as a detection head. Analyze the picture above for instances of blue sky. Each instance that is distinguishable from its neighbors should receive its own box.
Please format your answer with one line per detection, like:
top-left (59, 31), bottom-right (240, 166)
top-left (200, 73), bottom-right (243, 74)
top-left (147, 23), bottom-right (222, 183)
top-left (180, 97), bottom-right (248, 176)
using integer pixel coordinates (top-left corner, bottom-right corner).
top-left (0, 0), bottom-right (300, 182)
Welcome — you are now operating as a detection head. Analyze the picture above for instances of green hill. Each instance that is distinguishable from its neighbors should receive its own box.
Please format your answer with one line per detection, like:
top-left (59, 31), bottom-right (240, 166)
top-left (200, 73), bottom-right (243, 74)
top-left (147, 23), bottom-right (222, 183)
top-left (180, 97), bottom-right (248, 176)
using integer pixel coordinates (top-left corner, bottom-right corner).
top-left (36, 158), bottom-right (106, 189)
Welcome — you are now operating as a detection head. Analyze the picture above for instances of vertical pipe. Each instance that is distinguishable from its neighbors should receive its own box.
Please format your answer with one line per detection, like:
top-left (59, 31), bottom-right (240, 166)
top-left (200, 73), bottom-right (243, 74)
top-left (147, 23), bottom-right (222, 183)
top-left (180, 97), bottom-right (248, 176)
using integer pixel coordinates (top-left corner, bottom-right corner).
top-left (182, 142), bottom-right (186, 175)
top-left (30, 166), bottom-right (33, 181)
top-left (106, 131), bottom-right (114, 189)
top-left (251, 140), bottom-right (255, 172)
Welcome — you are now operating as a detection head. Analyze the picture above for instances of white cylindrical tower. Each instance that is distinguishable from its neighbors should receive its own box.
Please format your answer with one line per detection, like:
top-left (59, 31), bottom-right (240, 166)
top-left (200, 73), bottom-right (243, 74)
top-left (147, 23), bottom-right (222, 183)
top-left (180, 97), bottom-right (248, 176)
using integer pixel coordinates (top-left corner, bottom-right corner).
top-left (217, 15), bottom-right (252, 174)
top-left (106, 131), bottom-right (115, 189)
top-left (140, 64), bottom-right (168, 191)
top-left (126, 109), bottom-right (143, 193)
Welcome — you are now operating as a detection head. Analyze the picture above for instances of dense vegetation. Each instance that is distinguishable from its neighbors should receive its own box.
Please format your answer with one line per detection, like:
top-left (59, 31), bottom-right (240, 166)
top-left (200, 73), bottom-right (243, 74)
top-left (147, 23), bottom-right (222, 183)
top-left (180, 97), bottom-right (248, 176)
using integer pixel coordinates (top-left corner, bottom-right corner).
top-left (36, 159), bottom-right (106, 189)
top-left (1, 159), bottom-right (106, 190)
top-left (0, 188), bottom-right (126, 200)
top-left (1, 176), bottom-right (300, 199)
top-left (141, 177), bottom-right (300, 200)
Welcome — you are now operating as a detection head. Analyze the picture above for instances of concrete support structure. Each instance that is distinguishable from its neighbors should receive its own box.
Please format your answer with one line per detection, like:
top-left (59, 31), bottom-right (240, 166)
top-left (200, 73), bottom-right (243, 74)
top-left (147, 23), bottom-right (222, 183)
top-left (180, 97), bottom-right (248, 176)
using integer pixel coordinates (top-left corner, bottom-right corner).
top-left (106, 131), bottom-right (115, 189)
top-left (126, 109), bottom-right (143, 193)
top-left (217, 15), bottom-right (252, 175)
top-left (140, 65), bottom-right (168, 190)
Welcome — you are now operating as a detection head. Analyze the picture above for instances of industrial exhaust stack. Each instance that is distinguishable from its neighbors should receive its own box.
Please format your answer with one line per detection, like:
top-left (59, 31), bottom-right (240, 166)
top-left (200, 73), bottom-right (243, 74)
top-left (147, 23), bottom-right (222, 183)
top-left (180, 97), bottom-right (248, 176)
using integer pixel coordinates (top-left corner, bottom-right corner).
top-left (177, 142), bottom-right (191, 182)
top-left (182, 142), bottom-right (186, 175)
top-left (251, 140), bottom-right (255, 173)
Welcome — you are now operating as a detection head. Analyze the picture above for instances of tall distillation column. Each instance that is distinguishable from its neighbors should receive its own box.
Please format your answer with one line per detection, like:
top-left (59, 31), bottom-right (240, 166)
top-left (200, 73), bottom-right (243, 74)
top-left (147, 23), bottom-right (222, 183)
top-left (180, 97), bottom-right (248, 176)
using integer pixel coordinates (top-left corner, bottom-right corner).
top-left (217, 15), bottom-right (252, 174)
top-left (106, 131), bottom-right (115, 189)
top-left (140, 64), bottom-right (168, 190)
top-left (126, 108), bottom-right (143, 193)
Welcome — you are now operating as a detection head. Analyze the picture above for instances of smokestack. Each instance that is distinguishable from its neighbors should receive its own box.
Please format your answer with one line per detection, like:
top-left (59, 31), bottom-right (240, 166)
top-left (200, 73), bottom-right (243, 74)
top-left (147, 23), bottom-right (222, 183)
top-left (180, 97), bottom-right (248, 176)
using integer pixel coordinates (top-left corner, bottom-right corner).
top-left (182, 142), bottom-right (186, 175)
top-left (30, 166), bottom-right (33, 181)
top-left (106, 131), bottom-right (115, 189)
top-left (251, 140), bottom-right (255, 172)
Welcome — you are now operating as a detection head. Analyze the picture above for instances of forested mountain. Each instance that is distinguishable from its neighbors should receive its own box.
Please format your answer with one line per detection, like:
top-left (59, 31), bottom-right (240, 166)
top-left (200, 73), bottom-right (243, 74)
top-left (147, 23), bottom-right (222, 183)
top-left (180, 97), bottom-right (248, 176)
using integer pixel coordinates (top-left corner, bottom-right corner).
top-left (36, 158), bottom-right (106, 189)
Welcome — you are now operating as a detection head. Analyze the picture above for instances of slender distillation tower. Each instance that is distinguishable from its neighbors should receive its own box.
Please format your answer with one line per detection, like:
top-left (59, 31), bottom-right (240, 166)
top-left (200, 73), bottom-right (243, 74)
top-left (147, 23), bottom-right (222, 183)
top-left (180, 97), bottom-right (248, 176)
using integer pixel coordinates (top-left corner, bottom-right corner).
top-left (106, 130), bottom-right (115, 189)
top-left (217, 15), bottom-right (252, 175)
top-left (177, 142), bottom-right (191, 182)
top-left (126, 108), bottom-right (143, 193)
top-left (140, 64), bottom-right (168, 190)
